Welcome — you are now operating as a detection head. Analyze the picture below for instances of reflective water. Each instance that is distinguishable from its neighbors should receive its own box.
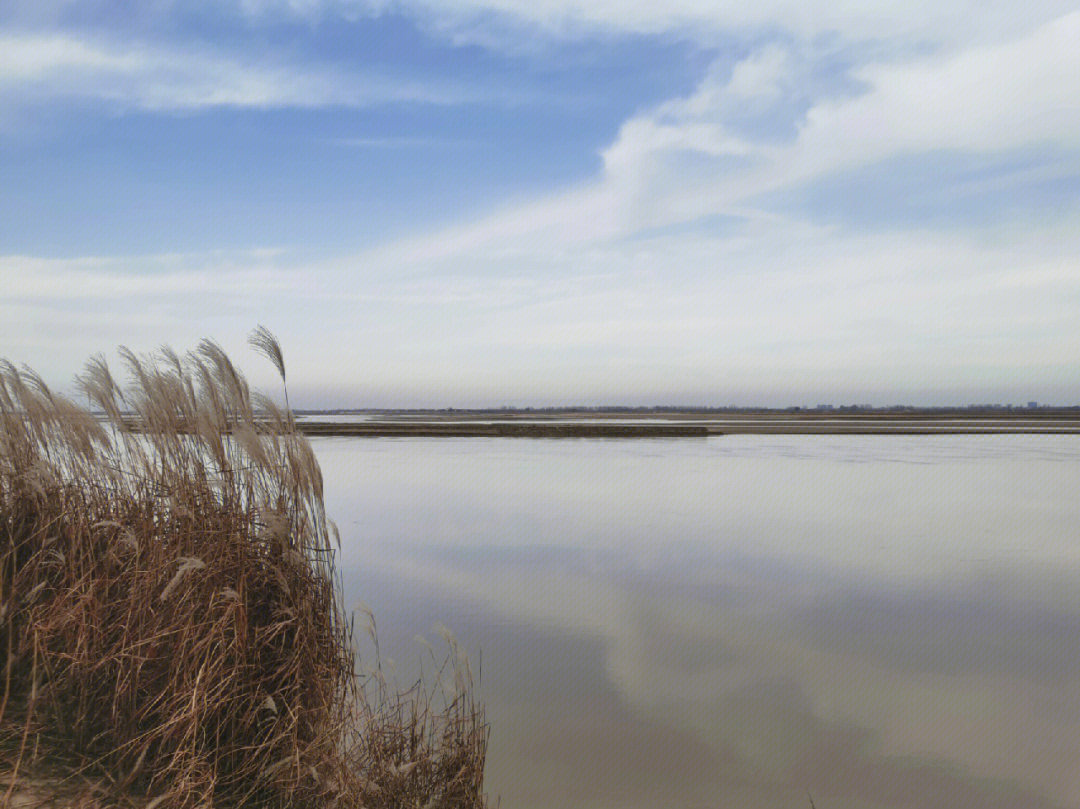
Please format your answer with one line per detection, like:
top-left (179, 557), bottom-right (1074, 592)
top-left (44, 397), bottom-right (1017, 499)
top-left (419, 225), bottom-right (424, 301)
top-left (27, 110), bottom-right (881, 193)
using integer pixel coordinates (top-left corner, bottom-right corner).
top-left (295, 413), bottom-right (375, 423)
top-left (314, 434), bottom-right (1080, 809)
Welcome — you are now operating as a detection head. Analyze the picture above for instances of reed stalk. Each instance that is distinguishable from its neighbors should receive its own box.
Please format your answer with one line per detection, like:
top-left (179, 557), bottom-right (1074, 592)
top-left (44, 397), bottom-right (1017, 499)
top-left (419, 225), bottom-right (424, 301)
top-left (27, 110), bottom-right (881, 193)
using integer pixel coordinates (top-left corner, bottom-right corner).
top-left (0, 331), bottom-right (489, 808)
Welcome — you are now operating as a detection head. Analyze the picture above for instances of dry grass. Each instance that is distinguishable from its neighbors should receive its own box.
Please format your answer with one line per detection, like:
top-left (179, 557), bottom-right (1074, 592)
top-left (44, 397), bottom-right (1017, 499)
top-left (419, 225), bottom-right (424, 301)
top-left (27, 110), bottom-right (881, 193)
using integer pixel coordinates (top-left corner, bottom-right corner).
top-left (0, 332), bottom-right (489, 808)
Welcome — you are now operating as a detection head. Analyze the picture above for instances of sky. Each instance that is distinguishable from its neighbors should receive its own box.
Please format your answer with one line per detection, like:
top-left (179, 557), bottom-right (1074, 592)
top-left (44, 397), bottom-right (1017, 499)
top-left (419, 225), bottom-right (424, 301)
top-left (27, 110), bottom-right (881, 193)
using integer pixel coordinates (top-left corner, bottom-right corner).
top-left (2, 1), bottom-right (1079, 407)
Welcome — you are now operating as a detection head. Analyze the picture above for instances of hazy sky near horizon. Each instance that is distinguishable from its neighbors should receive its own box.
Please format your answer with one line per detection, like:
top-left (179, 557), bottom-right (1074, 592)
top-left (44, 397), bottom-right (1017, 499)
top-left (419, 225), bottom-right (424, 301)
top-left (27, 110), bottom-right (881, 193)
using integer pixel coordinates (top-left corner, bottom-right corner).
top-left (2, 2), bottom-right (1079, 407)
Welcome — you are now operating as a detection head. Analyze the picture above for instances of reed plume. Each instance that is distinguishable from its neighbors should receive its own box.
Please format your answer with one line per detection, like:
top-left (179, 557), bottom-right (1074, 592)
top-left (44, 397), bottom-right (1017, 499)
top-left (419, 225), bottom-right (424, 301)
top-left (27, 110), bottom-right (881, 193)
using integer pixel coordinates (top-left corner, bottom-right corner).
top-left (0, 331), bottom-right (489, 809)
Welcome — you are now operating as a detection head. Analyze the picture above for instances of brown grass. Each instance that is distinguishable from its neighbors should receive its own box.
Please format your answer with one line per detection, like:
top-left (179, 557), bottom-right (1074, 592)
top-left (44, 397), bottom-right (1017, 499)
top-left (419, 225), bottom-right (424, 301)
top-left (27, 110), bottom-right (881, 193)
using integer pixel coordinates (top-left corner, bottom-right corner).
top-left (0, 332), bottom-right (489, 808)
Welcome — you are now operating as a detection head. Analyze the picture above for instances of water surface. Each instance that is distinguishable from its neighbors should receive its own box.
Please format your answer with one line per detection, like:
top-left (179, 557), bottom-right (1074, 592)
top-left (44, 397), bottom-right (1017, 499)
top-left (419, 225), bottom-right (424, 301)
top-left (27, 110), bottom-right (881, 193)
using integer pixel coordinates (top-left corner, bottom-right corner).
top-left (315, 434), bottom-right (1080, 809)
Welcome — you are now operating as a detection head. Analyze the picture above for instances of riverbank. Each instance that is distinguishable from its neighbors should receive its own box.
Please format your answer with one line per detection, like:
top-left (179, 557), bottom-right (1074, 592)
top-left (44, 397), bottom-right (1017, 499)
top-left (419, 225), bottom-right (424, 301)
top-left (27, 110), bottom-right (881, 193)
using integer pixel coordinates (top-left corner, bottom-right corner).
top-left (294, 412), bottom-right (1080, 437)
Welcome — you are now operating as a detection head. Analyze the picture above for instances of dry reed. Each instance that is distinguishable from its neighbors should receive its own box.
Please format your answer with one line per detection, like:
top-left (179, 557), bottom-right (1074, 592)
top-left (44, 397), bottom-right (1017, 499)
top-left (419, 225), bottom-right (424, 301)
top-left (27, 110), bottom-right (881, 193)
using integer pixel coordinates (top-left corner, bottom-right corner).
top-left (0, 331), bottom-right (489, 808)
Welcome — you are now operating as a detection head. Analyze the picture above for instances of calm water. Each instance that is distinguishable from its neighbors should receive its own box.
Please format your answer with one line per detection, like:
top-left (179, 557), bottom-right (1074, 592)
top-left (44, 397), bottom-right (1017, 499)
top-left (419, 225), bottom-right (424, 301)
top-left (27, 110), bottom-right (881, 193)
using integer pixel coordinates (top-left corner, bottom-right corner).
top-left (313, 434), bottom-right (1080, 809)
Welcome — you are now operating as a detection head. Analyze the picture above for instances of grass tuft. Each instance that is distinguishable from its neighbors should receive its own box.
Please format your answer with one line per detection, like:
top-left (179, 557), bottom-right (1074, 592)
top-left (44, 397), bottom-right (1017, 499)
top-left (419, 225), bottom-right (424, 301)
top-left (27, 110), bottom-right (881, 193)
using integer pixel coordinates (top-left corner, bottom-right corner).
top-left (0, 331), bottom-right (490, 808)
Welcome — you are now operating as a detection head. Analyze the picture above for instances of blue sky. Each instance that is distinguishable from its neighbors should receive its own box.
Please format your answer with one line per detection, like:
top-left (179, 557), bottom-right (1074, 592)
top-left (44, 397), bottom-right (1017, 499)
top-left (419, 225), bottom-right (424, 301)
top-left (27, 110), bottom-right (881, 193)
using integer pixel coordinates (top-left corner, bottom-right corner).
top-left (2, 1), bottom-right (1079, 407)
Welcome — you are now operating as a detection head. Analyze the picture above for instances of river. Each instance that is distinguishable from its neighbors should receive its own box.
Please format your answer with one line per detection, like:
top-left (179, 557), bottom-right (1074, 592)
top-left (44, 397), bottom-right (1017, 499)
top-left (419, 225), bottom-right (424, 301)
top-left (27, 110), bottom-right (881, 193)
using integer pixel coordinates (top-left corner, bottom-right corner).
top-left (314, 433), bottom-right (1080, 809)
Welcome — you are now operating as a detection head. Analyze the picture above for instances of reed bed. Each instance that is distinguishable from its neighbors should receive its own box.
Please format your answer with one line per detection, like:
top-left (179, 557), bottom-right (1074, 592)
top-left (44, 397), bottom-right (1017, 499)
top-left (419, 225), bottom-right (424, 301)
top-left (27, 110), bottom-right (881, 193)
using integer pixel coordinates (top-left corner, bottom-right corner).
top-left (0, 330), bottom-right (489, 808)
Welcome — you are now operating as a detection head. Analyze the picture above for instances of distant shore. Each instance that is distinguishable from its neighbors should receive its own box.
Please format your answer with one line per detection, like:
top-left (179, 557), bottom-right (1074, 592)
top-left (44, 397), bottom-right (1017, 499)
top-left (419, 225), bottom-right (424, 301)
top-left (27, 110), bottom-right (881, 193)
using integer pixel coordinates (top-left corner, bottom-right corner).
top-left (294, 409), bottom-right (1080, 437)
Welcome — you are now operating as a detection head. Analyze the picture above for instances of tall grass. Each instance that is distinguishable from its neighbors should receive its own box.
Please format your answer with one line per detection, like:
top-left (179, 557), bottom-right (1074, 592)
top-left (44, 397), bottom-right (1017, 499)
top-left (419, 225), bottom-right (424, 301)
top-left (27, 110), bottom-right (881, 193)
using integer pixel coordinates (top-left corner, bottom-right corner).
top-left (0, 332), bottom-right (489, 808)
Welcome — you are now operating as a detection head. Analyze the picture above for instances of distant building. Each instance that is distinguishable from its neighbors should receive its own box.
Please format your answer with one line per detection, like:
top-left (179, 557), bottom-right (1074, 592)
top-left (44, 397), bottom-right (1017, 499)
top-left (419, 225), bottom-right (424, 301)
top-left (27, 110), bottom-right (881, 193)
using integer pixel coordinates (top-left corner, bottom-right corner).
top-left (1028, 401), bottom-right (1039, 409)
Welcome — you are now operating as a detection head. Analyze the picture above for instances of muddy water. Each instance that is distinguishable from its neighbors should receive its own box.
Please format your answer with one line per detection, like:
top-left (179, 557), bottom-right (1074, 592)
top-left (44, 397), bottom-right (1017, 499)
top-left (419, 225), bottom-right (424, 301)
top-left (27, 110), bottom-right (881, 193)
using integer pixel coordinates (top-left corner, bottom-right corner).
top-left (314, 434), bottom-right (1080, 809)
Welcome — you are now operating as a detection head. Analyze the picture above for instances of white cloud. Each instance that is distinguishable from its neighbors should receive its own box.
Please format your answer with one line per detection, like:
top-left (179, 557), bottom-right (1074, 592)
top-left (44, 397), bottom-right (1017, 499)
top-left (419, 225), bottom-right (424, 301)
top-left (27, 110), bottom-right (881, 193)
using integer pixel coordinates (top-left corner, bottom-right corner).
top-left (0, 34), bottom-right (140, 78)
top-left (371, 10), bottom-right (1080, 257)
top-left (599, 11), bottom-right (1080, 233)
top-left (9, 212), bottom-right (1077, 407)
top-left (4, 10), bottom-right (1079, 405)
top-left (0, 252), bottom-right (306, 298)
top-left (0, 250), bottom-right (309, 385)
top-left (723, 45), bottom-right (790, 102)
top-left (776, 11), bottom-right (1080, 186)
top-left (237, 0), bottom-right (1077, 48)
top-left (0, 32), bottom-right (470, 111)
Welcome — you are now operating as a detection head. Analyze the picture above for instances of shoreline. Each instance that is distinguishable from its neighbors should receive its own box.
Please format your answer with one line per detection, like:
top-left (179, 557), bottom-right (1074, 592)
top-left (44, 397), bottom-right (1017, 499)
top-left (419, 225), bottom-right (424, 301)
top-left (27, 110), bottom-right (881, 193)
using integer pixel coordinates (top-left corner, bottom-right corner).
top-left (295, 416), bottom-right (1080, 438)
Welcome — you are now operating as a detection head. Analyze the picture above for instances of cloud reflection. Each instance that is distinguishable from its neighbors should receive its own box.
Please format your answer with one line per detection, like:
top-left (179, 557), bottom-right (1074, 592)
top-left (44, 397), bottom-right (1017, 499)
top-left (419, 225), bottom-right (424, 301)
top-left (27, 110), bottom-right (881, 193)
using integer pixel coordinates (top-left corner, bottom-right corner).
top-left (320, 436), bottom-right (1080, 808)
top-left (340, 543), bottom-right (1076, 808)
